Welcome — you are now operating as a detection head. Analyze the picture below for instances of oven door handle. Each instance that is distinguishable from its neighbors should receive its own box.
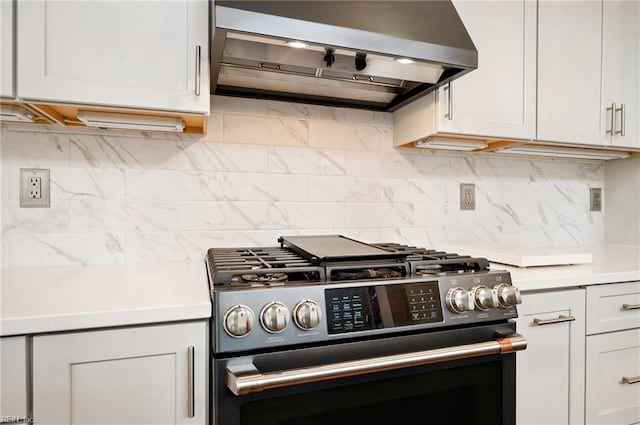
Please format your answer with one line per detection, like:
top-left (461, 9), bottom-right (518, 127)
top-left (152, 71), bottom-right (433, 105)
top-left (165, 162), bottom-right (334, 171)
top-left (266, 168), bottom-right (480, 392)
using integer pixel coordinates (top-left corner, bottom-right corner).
top-left (226, 333), bottom-right (527, 396)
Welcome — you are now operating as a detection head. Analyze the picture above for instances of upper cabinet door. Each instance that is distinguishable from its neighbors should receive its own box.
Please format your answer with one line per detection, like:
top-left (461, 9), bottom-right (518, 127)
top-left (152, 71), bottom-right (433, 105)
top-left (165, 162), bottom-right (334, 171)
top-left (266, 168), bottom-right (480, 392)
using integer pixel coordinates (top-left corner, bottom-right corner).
top-left (1, 0), bottom-right (14, 98)
top-left (602, 0), bottom-right (640, 149)
top-left (17, 0), bottom-right (209, 114)
top-left (436, 0), bottom-right (536, 140)
top-left (537, 1), bottom-right (606, 146)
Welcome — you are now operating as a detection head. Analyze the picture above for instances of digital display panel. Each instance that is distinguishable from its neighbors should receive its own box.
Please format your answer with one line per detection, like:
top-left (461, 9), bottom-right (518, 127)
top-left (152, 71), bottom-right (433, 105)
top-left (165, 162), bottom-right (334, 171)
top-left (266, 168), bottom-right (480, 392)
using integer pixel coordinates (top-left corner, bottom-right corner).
top-left (326, 281), bottom-right (442, 334)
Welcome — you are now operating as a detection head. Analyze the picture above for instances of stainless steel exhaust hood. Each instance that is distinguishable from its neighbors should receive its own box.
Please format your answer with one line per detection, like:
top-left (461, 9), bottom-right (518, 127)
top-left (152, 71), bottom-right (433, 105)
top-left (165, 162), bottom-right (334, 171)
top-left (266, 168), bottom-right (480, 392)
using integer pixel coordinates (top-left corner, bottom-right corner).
top-left (210, 1), bottom-right (477, 111)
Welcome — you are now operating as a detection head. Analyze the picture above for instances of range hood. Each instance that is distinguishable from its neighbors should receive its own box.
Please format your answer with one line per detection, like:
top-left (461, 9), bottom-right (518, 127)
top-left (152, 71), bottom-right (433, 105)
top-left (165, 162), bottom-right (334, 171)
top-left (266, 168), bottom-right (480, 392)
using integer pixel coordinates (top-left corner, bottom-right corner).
top-left (210, 1), bottom-right (477, 111)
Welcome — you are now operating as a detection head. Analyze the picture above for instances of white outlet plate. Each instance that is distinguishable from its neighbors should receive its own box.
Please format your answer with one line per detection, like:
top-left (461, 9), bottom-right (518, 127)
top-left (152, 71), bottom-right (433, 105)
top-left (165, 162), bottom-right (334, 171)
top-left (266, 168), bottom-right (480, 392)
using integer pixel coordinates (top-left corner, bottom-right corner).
top-left (20, 168), bottom-right (50, 208)
top-left (589, 187), bottom-right (602, 212)
top-left (460, 183), bottom-right (476, 210)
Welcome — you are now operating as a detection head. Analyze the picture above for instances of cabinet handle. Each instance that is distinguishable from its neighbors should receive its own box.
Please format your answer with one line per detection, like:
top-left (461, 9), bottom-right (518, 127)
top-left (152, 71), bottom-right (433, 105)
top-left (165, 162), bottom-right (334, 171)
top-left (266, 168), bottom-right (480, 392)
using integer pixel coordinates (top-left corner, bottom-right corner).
top-left (622, 303), bottom-right (640, 310)
top-left (622, 376), bottom-right (640, 385)
top-left (187, 346), bottom-right (195, 418)
top-left (444, 82), bottom-right (453, 120)
top-left (532, 315), bottom-right (576, 326)
top-left (606, 102), bottom-right (616, 135)
top-left (614, 104), bottom-right (625, 136)
top-left (195, 45), bottom-right (202, 96)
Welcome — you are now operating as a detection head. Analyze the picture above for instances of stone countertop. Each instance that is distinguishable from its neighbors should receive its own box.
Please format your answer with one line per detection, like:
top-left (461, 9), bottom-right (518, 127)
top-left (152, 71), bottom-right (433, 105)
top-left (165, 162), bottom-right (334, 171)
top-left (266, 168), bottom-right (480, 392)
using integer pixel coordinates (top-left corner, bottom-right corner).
top-left (2, 245), bottom-right (638, 336)
top-left (448, 244), bottom-right (640, 292)
top-left (0, 261), bottom-right (211, 336)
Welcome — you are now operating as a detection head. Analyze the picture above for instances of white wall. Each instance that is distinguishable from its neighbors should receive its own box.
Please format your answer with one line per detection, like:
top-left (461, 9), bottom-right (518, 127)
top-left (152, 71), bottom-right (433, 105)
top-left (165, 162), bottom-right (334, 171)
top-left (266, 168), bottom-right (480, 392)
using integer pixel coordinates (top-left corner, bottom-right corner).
top-left (605, 156), bottom-right (640, 245)
top-left (1, 96), bottom-right (604, 268)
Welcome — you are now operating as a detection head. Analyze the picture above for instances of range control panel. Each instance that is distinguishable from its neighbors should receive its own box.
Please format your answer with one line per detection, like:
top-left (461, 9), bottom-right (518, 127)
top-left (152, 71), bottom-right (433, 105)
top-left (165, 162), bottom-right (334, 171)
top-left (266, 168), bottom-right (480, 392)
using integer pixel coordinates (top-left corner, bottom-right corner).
top-left (213, 271), bottom-right (520, 354)
top-left (326, 281), bottom-right (443, 334)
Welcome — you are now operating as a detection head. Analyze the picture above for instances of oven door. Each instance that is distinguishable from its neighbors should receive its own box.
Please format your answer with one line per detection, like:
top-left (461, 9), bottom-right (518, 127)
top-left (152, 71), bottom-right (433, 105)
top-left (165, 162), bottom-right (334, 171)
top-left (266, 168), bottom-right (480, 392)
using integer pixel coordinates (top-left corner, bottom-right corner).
top-left (213, 323), bottom-right (524, 425)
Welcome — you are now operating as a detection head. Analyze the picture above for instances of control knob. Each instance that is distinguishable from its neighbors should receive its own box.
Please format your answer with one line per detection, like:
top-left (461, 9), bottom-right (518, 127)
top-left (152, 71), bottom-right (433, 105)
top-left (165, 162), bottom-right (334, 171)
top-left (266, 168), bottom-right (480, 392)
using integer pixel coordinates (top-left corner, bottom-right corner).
top-left (260, 302), bottom-right (290, 333)
top-left (495, 284), bottom-right (522, 308)
top-left (293, 300), bottom-right (322, 330)
top-left (472, 285), bottom-right (500, 310)
top-left (223, 305), bottom-right (255, 338)
top-left (446, 287), bottom-right (475, 314)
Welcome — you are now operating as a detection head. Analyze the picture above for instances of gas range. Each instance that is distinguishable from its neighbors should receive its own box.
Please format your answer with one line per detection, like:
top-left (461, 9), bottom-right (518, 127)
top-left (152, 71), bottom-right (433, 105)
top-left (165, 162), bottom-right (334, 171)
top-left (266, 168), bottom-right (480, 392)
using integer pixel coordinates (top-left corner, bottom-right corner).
top-left (206, 235), bottom-right (521, 354)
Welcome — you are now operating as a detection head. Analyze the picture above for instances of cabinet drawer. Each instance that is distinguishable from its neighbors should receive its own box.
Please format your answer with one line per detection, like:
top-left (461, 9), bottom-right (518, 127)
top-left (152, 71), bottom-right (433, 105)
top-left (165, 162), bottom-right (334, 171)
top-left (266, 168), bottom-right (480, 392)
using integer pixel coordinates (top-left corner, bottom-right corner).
top-left (0, 336), bottom-right (29, 423)
top-left (586, 328), bottom-right (640, 424)
top-left (587, 281), bottom-right (640, 334)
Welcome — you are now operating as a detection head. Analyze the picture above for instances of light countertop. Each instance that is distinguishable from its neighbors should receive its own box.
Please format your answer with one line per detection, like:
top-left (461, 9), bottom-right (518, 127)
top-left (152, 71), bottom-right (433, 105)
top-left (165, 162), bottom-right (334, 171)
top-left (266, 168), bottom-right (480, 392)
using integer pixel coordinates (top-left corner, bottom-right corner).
top-left (0, 261), bottom-right (211, 336)
top-left (2, 245), bottom-right (638, 337)
top-left (448, 244), bottom-right (640, 292)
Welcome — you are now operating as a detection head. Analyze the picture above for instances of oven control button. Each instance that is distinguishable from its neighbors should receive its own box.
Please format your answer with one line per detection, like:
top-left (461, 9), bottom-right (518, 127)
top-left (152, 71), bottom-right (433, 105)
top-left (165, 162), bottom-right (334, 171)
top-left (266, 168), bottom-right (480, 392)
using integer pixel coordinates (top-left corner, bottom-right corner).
top-left (260, 302), bottom-right (290, 333)
top-left (446, 287), bottom-right (475, 313)
top-left (223, 305), bottom-right (255, 338)
top-left (472, 285), bottom-right (500, 311)
top-left (293, 300), bottom-right (322, 330)
top-left (495, 284), bottom-right (523, 308)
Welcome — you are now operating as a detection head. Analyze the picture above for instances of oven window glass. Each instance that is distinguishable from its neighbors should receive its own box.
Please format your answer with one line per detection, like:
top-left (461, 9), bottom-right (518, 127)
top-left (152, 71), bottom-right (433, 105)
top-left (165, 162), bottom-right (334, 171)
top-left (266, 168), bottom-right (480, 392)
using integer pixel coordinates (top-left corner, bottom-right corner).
top-left (239, 360), bottom-right (504, 425)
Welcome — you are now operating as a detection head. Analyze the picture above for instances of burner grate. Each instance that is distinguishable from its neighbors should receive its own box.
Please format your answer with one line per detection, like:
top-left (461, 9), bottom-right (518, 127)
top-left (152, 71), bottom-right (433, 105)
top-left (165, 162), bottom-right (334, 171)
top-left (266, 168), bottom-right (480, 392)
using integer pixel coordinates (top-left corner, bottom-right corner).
top-left (372, 243), bottom-right (490, 274)
top-left (207, 247), bottom-right (324, 286)
top-left (207, 239), bottom-right (491, 287)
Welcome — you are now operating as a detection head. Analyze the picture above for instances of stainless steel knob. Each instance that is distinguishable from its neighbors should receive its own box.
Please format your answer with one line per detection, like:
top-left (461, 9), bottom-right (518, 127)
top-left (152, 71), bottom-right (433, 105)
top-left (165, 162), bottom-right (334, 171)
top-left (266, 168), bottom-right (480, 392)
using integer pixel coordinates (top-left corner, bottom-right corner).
top-left (293, 300), bottom-right (322, 330)
top-left (446, 287), bottom-right (475, 314)
top-left (495, 284), bottom-right (522, 308)
top-left (223, 305), bottom-right (255, 338)
top-left (260, 302), bottom-right (290, 333)
top-left (472, 285), bottom-right (500, 310)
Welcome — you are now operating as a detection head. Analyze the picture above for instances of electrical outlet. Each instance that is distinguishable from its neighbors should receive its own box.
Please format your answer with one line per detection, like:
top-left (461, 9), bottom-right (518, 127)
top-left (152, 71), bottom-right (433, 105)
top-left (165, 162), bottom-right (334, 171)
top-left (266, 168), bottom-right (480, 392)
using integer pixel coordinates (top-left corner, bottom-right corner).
top-left (20, 168), bottom-right (50, 208)
top-left (28, 176), bottom-right (42, 199)
top-left (460, 183), bottom-right (476, 210)
top-left (590, 187), bottom-right (602, 212)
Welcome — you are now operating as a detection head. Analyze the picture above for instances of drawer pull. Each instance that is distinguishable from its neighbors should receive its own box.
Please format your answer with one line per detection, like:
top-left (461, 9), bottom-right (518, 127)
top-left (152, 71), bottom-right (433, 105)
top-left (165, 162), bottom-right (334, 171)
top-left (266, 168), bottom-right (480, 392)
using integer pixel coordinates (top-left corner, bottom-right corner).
top-left (533, 315), bottom-right (576, 326)
top-left (622, 303), bottom-right (640, 311)
top-left (622, 376), bottom-right (640, 385)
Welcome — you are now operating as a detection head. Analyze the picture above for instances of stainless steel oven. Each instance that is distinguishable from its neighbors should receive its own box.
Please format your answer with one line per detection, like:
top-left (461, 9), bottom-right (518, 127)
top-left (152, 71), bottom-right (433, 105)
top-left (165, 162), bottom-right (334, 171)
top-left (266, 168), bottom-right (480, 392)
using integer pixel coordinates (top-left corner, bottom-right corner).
top-left (206, 236), bottom-right (526, 425)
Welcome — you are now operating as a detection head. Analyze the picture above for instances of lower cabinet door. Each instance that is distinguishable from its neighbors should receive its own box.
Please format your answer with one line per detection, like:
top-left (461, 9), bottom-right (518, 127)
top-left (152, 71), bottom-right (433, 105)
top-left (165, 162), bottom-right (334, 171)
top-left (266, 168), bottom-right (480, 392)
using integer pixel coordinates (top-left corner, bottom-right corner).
top-left (0, 336), bottom-right (29, 423)
top-left (516, 290), bottom-right (585, 425)
top-left (586, 328), bottom-right (640, 425)
top-left (32, 321), bottom-right (207, 425)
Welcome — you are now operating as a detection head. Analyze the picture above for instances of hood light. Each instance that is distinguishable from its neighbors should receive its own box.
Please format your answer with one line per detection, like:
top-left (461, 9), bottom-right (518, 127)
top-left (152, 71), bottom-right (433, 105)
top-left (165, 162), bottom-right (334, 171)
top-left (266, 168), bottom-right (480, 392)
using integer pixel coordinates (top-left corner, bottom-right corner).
top-left (416, 138), bottom-right (487, 151)
top-left (286, 40), bottom-right (308, 49)
top-left (395, 58), bottom-right (414, 64)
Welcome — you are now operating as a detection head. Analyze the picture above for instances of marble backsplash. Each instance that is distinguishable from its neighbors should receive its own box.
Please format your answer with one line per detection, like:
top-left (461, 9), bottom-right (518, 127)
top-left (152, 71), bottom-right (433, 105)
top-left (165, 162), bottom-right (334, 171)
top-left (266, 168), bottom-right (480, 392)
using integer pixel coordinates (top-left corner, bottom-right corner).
top-left (1, 96), bottom-right (604, 268)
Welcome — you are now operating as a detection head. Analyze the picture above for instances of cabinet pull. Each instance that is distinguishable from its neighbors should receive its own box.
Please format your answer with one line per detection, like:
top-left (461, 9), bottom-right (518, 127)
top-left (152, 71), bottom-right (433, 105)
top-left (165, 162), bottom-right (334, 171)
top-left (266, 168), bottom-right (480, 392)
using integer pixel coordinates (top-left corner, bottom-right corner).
top-left (622, 303), bottom-right (640, 311)
top-left (614, 104), bottom-right (625, 136)
top-left (444, 82), bottom-right (453, 120)
top-left (195, 46), bottom-right (202, 96)
top-left (532, 315), bottom-right (576, 326)
top-left (622, 376), bottom-right (640, 385)
top-left (187, 346), bottom-right (195, 418)
top-left (606, 102), bottom-right (616, 135)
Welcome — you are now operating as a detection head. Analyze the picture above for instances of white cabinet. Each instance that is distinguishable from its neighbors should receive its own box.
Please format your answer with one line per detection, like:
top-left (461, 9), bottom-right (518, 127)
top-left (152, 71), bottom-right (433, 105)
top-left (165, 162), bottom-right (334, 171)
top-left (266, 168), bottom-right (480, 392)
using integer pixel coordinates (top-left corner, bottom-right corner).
top-left (585, 282), bottom-right (640, 425)
top-left (436, 0), bottom-right (536, 140)
top-left (0, 336), bottom-right (29, 423)
top-left (17, 0), bottom-right (209, 114)
top-left (586, 329), bottom-right (640, 425)
top-left (393, 0), bottom-right (536, 145)
top-left (32, 321), bottom-right (207, 425)
top-left (538, 1), bottom-right (640, 149)
top-left (0, 0), bottom-right (14, 98)
top-left (602, 1), bottom-right (640, 149)
top-left (516, 289), bottom-right (585, 425)
top-left (537, 1), bottom-right (604, 146)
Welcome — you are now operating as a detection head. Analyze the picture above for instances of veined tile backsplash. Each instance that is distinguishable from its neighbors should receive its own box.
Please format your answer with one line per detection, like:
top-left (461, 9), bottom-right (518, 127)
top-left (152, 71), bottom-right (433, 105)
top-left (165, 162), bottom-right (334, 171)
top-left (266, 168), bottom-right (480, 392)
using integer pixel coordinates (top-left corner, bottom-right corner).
top-left (1, 96), bottom-right (604, 268)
